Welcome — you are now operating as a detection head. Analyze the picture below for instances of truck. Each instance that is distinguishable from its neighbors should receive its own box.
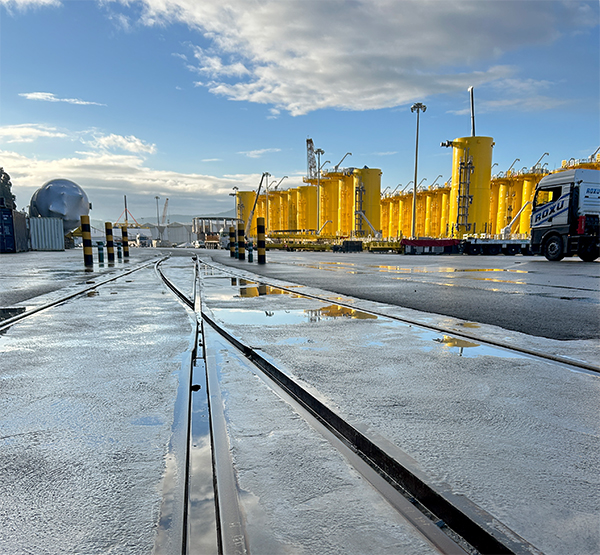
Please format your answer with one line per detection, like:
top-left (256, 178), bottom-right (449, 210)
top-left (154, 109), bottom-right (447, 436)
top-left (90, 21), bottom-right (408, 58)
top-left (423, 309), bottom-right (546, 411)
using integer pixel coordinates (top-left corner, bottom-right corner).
top-left (530, 168), bottom-right (600, 261)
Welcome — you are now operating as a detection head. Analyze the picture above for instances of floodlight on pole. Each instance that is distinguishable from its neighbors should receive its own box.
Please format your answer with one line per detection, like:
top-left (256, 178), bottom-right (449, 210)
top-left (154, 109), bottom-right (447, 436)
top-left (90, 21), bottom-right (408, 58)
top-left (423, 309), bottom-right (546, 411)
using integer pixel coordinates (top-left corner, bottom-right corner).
top-left (334, 152), bottom-right (352, 171)
top-left (274, 175), bottom-right (288, 190)
top-left (410, 102), bottom-right (426, 238)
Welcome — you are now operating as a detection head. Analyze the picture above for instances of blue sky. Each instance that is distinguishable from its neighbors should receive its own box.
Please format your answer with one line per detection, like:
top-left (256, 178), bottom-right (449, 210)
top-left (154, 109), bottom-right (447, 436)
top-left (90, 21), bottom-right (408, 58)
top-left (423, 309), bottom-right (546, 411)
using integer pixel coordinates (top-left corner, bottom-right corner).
top-left (1, 0), bottom-right (598, 222)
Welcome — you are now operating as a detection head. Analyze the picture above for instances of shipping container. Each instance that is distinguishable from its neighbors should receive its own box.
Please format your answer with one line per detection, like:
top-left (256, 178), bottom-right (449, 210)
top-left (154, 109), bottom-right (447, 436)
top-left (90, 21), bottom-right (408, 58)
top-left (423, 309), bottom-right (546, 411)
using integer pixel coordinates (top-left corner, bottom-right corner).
top-left (0, 209), bottom-right (29, 253)
top-left (30, 217), bottom-right (65, 251)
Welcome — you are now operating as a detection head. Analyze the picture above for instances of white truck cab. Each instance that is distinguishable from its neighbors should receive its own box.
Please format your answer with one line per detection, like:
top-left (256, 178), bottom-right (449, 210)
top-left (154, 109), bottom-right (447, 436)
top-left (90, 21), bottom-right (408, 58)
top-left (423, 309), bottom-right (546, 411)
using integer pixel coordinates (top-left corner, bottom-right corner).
top-left (530, 169), bottom-right (600, 261)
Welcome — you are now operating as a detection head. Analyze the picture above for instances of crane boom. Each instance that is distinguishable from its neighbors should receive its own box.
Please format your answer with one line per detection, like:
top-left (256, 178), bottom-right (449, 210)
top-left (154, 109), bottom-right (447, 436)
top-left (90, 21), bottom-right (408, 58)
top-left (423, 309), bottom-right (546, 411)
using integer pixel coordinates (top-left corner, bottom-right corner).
top-left (307, 138), bottom-right (317, 179)
top-left (245, 173), bottom-right (267, 237)
top-left (161, 198), bottom-right (169, 225)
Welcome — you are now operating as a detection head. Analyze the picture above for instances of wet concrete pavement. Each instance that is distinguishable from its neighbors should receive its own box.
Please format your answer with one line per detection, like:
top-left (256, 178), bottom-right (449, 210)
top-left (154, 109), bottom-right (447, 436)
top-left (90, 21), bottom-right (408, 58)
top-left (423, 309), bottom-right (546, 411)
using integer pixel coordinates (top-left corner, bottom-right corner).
top-left (1, 247), bottom-right (598, 554)
top-left (0, 250), bottom-right (191, 554)
top-left (207, 249), bottom-right (600, 341)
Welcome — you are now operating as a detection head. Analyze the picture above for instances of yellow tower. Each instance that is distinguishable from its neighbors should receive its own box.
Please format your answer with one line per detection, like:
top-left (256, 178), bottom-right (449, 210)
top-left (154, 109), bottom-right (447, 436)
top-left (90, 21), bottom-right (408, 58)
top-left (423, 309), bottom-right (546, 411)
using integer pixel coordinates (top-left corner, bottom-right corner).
top-left (447, 136), bottom-right (494, 237)
top-left (237, 191), bottom-right (255, 234)
top-left (297, 186), bottom-right (318, 231)
top-left (353, 168), bottom-right (381, 236)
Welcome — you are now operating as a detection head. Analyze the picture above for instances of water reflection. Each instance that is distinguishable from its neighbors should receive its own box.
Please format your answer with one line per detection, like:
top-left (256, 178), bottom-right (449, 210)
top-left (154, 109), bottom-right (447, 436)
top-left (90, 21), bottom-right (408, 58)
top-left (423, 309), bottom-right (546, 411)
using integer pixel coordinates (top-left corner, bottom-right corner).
top-left (305, 305), bottom-right (377, 322)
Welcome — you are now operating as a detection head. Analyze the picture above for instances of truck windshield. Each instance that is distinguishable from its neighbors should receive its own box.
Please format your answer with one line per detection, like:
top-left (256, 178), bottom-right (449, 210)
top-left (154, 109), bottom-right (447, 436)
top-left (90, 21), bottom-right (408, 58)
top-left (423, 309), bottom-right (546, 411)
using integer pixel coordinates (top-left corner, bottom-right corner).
top-left (533, 186), bottom-right (562, 209)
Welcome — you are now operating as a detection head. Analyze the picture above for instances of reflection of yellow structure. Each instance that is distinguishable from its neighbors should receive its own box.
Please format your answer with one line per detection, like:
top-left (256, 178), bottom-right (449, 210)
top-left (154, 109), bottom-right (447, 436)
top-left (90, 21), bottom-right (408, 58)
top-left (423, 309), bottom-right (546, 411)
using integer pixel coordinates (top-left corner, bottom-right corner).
top-left (304, 304), bottom-right (377, 321)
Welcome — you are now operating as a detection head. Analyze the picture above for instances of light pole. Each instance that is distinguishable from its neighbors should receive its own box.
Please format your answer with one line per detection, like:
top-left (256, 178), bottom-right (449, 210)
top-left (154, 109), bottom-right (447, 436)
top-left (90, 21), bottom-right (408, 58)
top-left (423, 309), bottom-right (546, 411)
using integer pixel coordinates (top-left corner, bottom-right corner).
top-left (411, 102), bottom-right (426, 238)
top-left (315, 148), bottom-right (324, 231)
top-left (229, 187), bottom-right (238, 220)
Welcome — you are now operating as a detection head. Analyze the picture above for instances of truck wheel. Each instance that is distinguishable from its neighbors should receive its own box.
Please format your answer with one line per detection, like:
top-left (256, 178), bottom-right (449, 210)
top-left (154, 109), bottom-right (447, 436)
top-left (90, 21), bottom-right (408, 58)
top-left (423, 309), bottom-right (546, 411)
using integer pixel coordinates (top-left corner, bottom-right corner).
top-left (543, 235), bottom-right (564, 261)
top-left (485, 244), bottom-right (501, 256)
top-left (503, 245), bottom-right (520, 256)
top-left (578, 244), bottom-right (599, 262)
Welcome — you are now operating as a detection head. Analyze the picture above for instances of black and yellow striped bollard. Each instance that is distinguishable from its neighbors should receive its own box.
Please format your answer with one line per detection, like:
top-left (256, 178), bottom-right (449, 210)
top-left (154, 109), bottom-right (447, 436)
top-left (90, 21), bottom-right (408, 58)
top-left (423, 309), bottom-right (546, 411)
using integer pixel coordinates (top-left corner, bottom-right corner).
top-left (229, 226), bottom-right (236, 257)
top-left (257, 216), bottom-right (266, 264)
top-left (81, 215), bottom-right (93, 268)
top-left (122, 226), bottom-right (129, 260)
top-left (237, 222), bottom-right (245, 261)
top-left (105, 222), bottom-right (115, 263)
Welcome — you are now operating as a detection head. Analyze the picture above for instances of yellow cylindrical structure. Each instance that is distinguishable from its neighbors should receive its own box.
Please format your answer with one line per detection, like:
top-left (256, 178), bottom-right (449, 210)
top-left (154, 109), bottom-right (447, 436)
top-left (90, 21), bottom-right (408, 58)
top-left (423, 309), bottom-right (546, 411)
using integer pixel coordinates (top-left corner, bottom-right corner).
top-left (488, 180), bottom-right (499, 235)
top-left (389, 197), bottom-right (400, 239)
top-left (338, 175), bottom-right (354, 235)
top-left (381, 198), bottom-right (390, 239)
top-left (320, 177), bottom-right (338, 235)
top-left (496, 181), bottom-right (508, 233)
top-left (506, 174), bottom-right (523, 234)
top-left (288, 189), bottom-right (298, 230)
top-left (237, 191), bottom-right (256, 236)
top-left (354, 168), bottom-right (381, 236)
top-left (449, 136), bottom-right (494, 236)
top-left (440, 191), bottom-right (449, 237)
top-left (424, 194), bottom-right (432, 236)
top-left (297, 186), bottom-right (317, 231)
top-left (520, 176), bottom-right (536, 235)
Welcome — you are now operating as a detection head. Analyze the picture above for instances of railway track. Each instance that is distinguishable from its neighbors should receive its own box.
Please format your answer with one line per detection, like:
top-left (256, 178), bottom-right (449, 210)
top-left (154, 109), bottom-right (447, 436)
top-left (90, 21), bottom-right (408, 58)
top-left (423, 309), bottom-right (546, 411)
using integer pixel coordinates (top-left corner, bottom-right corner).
top-left (156, 257), bottom-right (548, 555)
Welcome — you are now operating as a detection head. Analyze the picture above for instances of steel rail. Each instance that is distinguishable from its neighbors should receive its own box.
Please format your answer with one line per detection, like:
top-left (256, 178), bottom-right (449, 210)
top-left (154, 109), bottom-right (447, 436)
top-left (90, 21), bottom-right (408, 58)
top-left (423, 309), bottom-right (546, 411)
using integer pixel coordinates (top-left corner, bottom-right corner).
top-left (0, 258), bottom-right (162, 332)
top-left (197, 259), bottom-right (600, 374)
top-left (156, 259), bottom-right (248, 555)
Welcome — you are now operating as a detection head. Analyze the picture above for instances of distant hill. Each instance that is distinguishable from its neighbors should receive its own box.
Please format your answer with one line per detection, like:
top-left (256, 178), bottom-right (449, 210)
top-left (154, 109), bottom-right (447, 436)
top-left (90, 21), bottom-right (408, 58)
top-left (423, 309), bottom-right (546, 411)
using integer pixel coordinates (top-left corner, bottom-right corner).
top-left (136, 209), bottom-right (235, 225)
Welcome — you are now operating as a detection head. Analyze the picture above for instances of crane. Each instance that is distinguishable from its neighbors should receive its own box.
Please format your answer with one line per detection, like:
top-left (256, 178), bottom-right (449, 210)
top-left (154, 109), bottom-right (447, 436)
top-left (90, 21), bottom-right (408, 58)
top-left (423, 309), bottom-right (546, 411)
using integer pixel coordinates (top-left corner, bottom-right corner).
top-left (306, 138), bottom-right (317, 179)
top-left (161, 198), bottom-right (169, 225)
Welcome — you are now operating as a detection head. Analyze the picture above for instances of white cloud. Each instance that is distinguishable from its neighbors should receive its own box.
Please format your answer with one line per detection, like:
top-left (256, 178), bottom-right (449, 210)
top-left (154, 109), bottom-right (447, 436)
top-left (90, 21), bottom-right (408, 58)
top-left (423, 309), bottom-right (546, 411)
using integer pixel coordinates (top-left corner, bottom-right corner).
top-left (0, 0), bottom-right (59, 9)
top-left (238, 148), bottom-right (281, 159)
top-left (201, 158), bottom-right (222, 162)
top-left (112, 0), bottom-right (592, 115)
top-left (85, 133), bottom-right (157, 154)
top-left (2, 147), bottom-right (263, 216)
top-left (19, 92), bottom-right (106, 106)
top-left (0, 123), bottom-right (68, 143)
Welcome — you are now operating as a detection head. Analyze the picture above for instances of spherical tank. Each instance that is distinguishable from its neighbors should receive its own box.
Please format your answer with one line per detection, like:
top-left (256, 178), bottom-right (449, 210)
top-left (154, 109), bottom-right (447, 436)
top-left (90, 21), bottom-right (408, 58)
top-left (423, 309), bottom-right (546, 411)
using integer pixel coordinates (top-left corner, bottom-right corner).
top-left (448, 137), bottom-right (494, 236)
top-left (29, 178), bottom-right (90, 234)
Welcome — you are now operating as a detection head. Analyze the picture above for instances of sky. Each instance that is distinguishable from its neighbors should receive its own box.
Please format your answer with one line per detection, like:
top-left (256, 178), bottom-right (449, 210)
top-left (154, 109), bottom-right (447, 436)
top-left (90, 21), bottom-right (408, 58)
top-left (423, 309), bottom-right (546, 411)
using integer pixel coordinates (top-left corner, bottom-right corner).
top-left (0, 0), bottom-right (598, 223)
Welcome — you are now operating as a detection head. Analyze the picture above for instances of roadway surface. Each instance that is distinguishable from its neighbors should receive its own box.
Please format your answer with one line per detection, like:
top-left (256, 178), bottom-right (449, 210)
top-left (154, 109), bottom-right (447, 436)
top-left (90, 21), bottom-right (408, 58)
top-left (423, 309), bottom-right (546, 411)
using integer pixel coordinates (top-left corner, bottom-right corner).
top-left (208, 249), bottom-right (600, 341)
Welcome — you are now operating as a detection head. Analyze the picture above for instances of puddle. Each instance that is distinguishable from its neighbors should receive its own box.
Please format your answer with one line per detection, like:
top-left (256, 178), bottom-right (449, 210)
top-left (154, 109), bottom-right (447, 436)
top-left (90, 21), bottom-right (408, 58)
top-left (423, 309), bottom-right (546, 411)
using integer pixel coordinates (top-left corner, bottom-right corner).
top-left (370, 265), bottom-right (530, 275)
top-left (0, 307), bottom-right (26, 322)
top-left (455, 322), bottom-right (481, 329)
top-left (212, 304), bottom-right (377, 326)
top-left (422, 330), bottom-right (525, 359)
